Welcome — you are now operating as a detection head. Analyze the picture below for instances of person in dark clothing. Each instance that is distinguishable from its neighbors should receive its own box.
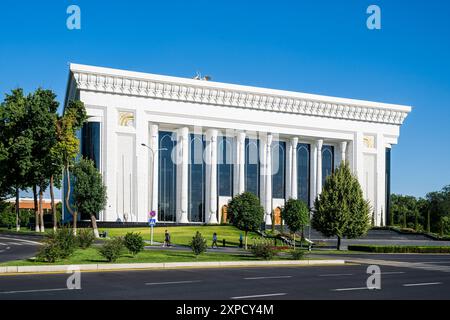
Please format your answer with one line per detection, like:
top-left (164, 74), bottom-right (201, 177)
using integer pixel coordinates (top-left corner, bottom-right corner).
top-left (164, 230), bottom-right (171, 247)
top-left (212, 232), bottom-right (218, 248)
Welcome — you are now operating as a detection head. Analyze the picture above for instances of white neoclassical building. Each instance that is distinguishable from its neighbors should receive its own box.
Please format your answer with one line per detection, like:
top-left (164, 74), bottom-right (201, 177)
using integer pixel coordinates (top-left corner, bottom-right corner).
top-left (63, 64), bottom-right (411, 226)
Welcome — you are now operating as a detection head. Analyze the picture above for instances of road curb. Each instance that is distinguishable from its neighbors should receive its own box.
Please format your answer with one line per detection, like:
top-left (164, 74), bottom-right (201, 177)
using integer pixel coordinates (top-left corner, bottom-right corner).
top-left (0, 259), bottom-right (346, 274)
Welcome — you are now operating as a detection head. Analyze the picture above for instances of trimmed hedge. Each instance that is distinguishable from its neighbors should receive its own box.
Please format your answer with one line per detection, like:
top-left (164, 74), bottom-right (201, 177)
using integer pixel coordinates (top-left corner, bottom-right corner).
top-left (348, 245), bottom-right (450, 254)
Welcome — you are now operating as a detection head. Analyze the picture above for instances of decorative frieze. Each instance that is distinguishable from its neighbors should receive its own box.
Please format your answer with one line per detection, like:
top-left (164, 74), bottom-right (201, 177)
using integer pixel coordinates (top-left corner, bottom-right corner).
top-left (72, 69), bottom-right (410, 125)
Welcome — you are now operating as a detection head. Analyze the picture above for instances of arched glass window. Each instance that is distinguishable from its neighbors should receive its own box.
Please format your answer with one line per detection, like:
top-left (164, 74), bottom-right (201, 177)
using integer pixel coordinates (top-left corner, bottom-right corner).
top-left (158, 132), bottom-right (177, 222)
top-left (297, 144), bottom-right (310, 206)
top-left (272, 141), bottom-right (286, 199)
top-left (189, 134), bottom-right (205, 222)
top-left (245, 138), bottom-right (260, 197)
top-left (322, 145), bottom-right (334, 186)
top-left (218, 136), bottom-right (233, 197)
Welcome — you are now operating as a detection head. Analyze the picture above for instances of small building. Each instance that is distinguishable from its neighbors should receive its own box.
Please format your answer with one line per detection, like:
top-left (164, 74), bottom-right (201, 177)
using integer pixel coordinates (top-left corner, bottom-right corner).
top-left (64, 64), bottom-right (411, 226)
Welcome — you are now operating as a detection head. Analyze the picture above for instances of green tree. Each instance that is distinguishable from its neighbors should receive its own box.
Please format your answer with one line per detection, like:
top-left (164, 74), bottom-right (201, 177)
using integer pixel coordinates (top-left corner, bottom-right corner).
top-left (426, 186), bottom-right (450, 233)
top-left (27, 88), bottom-right (59, 232)
top-left (390, 194), bottom-right (424, 230)
top-left (0, 89), bottom-right (33, 231)
top-left (281, 198), bottom-right (309, 249)
top-left (312, 162), bottom-right (371, 250)
top-left (72, 158), bottom-right (107, 238)
top-left (228, 192), bottom-right (264, 249)
top-left (56, 100), bottom-right (87, 234)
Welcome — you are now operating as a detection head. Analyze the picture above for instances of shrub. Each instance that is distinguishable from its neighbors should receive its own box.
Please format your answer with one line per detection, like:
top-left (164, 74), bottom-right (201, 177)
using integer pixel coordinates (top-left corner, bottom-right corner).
top-left (98, 237), bottom-right (125, 262)
top-left (36, 241), bottom-right (61, 263)
top-left (290, 249), bottom-right (305, 260)
top-left (251, 243), bottom-right (277, 260)
top-left (46, 227), bottom-right (77, 259)
top-left (189, 231), bottom-right (207, 256)
top-left (77, 228), bottom-right (95, 249)
top-left (124, 232), bottom-right (145, 256)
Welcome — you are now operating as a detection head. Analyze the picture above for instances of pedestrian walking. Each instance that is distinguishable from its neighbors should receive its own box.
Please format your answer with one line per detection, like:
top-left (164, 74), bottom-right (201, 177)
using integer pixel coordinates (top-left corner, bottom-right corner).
top-left (239, 233), bottom-right (243, 248)
top-left (212, 232), bottom-right (218, 248)
top-left (164, 230), bottom-right (171, 247)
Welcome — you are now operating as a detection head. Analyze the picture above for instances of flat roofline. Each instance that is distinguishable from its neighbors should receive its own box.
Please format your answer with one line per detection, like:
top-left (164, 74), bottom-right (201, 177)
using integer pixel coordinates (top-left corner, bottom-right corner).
top-left (69, 63), bottom-right (412, 113)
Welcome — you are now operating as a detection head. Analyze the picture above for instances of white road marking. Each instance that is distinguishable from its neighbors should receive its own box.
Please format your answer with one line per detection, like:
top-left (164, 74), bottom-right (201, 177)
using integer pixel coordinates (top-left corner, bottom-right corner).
top-left (145, 280), bottom-right (202, 286)
top-left (231, 293), bottom-right (287, 299)
top-left (319, 273), bottom-right (353, 277)
top-left (332, 287), bottom-right (370, 292)
top-left (0, 288), bottom-right (72, 294)
top-left (403, 282), bottom-right (442, 287)
top-left (244, 276), bottom-right (292, 280)
top-left (0, 237), bottom-right (41, 245)
top-left (380, 272), bottom-right (405, 275)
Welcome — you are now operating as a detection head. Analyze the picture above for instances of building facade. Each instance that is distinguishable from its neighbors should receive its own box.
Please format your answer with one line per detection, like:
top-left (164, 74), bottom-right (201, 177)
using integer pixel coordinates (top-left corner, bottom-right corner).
top-left (64, 64), bottom-right (411, 226)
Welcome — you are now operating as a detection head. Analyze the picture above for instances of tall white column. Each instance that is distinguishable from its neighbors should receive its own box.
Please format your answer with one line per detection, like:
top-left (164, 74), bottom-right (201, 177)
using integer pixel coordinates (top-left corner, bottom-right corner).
top-left (316, 139), bottom-right (324, 196)
top-left (290, 137), bottom-right (299, 199)
top-left (150, 124), bottom-right (159, 221)
top-left (310, 142), bottom-right (317, 207)
top-left (264, 134), bottom-right (273, 225)
top-left (340, 141), bottom-right (348, 166)
top-left (238, 131), bottom-right (246, 194)
top-left (177, 127), bottom-right (189, 223)
top-left (206, 129), bottom-right (218, 224)
top-left (285, 140), bottom-right (292, 200)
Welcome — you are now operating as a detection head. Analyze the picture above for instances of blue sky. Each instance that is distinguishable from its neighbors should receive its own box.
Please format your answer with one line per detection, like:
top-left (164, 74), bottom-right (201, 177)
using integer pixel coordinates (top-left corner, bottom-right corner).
top-left (1, 0), bottom-right (449, 198)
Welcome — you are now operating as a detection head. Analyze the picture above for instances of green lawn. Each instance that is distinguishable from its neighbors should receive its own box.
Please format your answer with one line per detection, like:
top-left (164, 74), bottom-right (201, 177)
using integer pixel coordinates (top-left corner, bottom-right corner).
top-left (98, 225), bottom-right (260, 247)
top-left (0, 247), bottom-right (301, 266)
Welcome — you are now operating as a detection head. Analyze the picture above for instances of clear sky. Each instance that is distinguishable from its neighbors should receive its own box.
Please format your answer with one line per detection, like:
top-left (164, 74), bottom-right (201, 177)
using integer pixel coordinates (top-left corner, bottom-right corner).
top-left (1, 0), bottom-right (449, 199)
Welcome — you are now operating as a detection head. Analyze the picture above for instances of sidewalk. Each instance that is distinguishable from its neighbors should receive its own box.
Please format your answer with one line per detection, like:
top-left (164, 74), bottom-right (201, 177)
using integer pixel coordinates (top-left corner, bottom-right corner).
top-left (0, 259), bottom-right (346, 274)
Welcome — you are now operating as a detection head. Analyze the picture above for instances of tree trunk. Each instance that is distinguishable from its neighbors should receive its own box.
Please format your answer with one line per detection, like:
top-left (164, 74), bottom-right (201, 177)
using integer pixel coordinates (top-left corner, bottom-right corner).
top-left (293, 233), bottom-right (296, 250)
top-left (15, 187), bottom-right (20, 231)
top-left (33, 185), bottom-right (40, 232)
top-left (91, 214), bottom-right (100, 238)
top-left (337, 236), bottom-right (342, 251)
top-left (244, 231), bottom-right (248, 250)
top-left (64, 165), bottom-right (74, 216)
top-left (64, 165), bottom-right (77, 235)
top-left (50, 175), bottom-right (57, 232)
top-left (427, 210), bottom-right (431, 233)
top-left (73, 211), bottom-right (78, 236)
top-left (39, 187), bottom-right (45, 233)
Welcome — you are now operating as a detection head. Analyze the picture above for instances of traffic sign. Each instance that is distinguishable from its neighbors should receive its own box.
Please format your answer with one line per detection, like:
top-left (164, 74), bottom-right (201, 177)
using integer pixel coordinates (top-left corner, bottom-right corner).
top-left (148, 218), bottom-right (156, 226)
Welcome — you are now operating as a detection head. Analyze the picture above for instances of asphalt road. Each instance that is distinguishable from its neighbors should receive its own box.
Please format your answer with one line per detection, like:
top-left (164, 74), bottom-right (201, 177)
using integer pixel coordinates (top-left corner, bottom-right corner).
top-left (1, 254), bottom-right (450, 300)
top-left (0, 235), bottom-right (41, 263)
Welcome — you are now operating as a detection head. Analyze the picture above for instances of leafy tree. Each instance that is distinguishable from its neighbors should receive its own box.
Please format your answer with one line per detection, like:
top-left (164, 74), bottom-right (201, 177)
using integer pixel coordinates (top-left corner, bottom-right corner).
top-left (312, 162), bottom-right (371, 250)
top-left (281, 198), bottom-right (309, 249)
top-left (72, 158), bottom-right (107, 238)
top-left (56, 100), bottom-right (86, 234)
top-left (228, 192), bottom-right (264, 249)
top-left (26, 89), bottom-right (59, 232)
top-left (426, 186), bottom-right (450, 233)
top-left (390, 194), bottom-right (423, 230)
top-left (0, 89), bottom-right (33, 231)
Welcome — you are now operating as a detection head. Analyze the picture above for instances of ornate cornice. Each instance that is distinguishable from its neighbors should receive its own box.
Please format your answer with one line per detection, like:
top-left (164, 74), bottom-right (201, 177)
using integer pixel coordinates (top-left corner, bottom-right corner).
top-left (70, 65), bottom-right (411, 125)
